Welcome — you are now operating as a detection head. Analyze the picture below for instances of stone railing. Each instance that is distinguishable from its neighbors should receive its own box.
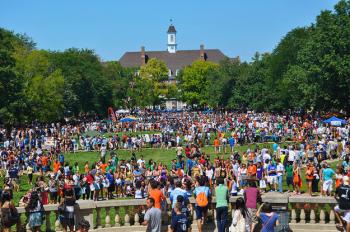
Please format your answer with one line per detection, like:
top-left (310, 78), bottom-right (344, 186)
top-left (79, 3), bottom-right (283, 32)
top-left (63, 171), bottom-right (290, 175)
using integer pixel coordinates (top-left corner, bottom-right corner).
top-left (13, 193), bottom-right (338, 232)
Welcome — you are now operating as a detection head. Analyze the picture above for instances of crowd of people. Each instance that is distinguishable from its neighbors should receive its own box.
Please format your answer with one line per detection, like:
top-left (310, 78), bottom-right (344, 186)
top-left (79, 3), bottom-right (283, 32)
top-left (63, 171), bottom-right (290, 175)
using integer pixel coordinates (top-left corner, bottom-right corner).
top-left (0, 111), bottom-right (350, 231)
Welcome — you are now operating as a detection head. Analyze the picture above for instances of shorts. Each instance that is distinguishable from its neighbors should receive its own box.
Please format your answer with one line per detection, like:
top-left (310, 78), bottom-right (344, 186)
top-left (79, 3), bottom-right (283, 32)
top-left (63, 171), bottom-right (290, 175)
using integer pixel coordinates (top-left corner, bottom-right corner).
top-left (286, 177), bottom-right (293, 186)
top-left (267, 176), bottom-right (277, 184)
top-left (50, 191), bottom-right (58, 200)
top-left (322, 180), bottom-right (333, 192)
top-left (195, 205), bottom-right (208, 219)
top-left (334, 205), bottom-right (350, 223)
top-left (247, 208), bottom-right (258, 224)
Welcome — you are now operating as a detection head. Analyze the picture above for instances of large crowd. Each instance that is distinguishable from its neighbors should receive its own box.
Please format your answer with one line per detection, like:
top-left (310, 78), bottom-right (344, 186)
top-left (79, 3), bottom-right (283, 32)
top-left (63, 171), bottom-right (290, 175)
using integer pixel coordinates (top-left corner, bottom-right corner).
top-left (0, 111), bottom-right (350, 232)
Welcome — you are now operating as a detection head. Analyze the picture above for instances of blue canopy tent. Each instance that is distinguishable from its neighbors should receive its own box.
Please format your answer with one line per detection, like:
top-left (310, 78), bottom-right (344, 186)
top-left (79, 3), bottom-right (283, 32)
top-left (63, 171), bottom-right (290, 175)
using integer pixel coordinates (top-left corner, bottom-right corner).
top-left (322, 116), bottom-right (347, 126)
top-left (119, 116), bottom-right (138, 123)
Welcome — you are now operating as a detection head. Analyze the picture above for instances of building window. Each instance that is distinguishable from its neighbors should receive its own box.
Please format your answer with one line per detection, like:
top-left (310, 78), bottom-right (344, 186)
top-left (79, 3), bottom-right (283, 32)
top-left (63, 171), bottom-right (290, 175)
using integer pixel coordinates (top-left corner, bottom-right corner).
top-left (170, 34), bottom-right (174, 42)
top-left (175, 69), bottom-right (180, 76)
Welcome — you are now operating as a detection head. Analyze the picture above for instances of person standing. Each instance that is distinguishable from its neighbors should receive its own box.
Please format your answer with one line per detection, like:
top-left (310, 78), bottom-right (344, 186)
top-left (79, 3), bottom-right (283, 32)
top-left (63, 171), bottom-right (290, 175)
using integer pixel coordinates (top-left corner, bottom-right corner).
top-left (276, 159), bottom-right (284, 193)
top-left (194, 176), bottom-right (211, 232)
top-left (1, 191), bottom-right (19, 232)
top-left (60, 188), bottom-right (76, 232)
top-left (215, 177), bottom-right (229, 232)
top-left (322, 162), bottom-right (335, 196)
top-left (244, 181), bottom-right (261, 232)
top-left (142, 197), bottom-right (162, 232)
top-left (25, 191), bottom-right (44, 232)
top-left (256, 203), bottom-right (279, 232)
top-left (169, 202), bottom-right (189, 232)
top-left (305, 162), bottom-right (315, 196)
top-left (334, 176), bottom-right (350, 232)
top-left (149, 180), bottom-right (166, 209)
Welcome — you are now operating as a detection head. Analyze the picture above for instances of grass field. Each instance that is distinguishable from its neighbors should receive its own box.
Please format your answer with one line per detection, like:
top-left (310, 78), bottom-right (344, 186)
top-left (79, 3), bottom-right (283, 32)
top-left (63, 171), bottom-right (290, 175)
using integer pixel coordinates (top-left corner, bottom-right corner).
top-left (8, 141), bottom-right (341, 206)
top-left (4, 143), bottom-right (341, 231)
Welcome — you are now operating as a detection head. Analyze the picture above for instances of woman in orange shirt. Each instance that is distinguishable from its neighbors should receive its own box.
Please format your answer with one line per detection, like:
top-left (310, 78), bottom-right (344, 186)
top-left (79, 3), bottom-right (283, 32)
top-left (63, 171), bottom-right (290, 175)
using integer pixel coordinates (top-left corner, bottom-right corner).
top-left (305, 162), bottom-right (314, 196)
top-left (293, 162), bottom-right (301, 195)
top-left (214, 138), bottom-right (220, 154)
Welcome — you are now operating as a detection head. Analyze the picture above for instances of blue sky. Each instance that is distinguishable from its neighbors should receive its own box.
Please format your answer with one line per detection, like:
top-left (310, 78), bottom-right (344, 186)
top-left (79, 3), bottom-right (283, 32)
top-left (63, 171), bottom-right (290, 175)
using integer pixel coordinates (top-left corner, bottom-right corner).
top-left (0, 0), bottom-right (339, 62)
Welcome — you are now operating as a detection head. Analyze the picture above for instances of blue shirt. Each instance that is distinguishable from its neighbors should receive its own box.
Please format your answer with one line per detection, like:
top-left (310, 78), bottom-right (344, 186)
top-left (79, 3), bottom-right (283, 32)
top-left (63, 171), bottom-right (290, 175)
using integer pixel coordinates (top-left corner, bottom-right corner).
top-left (228, 137), bottom-right (235, 146)
top-left (260, 212), bottom-right (279, 232)
top-left (323, 168), bottom-right (335, 181)
top-left (186, 159), bottom-right (193, 171)
top-left (194, 186), bottom-right (211, 205)
top-left (171, 213), bottom-right (188, 232)
top-left (170, 188), bottom-right (188, 208)
top-left (267, 164), bottom-right (277, 176)
top-left (273, 143), bottom-right (278, 152)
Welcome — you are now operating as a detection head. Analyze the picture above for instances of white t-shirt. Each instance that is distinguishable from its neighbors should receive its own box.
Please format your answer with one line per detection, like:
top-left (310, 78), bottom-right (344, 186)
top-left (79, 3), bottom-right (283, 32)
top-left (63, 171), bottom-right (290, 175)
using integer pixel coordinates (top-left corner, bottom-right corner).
top-left (276, 163), bottom-right (284, 176)
top-left (288, 150), bottom-right (296, 162)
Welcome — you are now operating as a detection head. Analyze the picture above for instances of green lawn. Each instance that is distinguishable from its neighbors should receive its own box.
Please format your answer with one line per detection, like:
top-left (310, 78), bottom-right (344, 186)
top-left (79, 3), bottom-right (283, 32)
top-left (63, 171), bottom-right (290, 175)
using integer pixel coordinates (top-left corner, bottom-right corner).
top-left (5, 144), bottom-right (342, 231)
top-left (9, 142), bottom-right (341, 206)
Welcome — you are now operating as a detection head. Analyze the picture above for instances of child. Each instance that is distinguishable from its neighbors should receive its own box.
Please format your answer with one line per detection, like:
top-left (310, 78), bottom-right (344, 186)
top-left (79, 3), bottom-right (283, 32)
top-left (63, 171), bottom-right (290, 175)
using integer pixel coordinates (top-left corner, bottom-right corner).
top-left (169, 202), bottom-right (190, 232)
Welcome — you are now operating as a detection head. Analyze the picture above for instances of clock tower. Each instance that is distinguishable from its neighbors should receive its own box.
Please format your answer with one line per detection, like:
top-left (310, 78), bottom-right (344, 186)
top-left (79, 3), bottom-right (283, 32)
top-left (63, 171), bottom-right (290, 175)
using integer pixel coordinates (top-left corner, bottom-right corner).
top-left (167, 23), bottom-right (177, 53)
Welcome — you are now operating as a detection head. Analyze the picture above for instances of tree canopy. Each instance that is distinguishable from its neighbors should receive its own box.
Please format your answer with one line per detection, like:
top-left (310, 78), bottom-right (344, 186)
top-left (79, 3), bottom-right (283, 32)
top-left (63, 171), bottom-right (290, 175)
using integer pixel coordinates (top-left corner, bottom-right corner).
top-left (0, 0), bottom-right (349, 125)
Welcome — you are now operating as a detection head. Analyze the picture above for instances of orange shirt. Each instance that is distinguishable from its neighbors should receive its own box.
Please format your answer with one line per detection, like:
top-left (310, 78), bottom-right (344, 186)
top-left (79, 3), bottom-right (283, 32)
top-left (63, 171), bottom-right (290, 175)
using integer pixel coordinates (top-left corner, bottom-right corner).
top-left (214, 139), bottom-right (220, 147)
top-left (247, 165), bottom-right (257, 176)
top-left (149, 189), bottom-right (166, 209)
top-left (100, 163), bottom-right (108, 173)
top-left (305, 166), bottom-right (314, 180)
top-left (84, 164), bottom-right (89, 174)
top-left (53, 162), bottom-right (60, 173)
top-left (42, 156), bottom-right (48, 166)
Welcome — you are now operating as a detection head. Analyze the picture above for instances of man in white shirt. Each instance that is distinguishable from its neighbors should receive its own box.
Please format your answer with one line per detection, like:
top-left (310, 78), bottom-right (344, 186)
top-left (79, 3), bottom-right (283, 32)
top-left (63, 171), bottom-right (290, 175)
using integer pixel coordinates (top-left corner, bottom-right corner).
top-left (276, 159), bottom-right (285, 193)
top-left (137, 155), bottom-right (145, 167)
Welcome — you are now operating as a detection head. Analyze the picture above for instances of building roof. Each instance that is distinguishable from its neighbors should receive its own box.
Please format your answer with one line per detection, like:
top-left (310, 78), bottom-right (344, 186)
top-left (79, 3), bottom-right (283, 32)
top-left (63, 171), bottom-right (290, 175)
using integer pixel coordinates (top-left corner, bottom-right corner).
top-left (167, 25), bottom-right (177, 33)
top-left (119, 49), bottom-right (228, 71)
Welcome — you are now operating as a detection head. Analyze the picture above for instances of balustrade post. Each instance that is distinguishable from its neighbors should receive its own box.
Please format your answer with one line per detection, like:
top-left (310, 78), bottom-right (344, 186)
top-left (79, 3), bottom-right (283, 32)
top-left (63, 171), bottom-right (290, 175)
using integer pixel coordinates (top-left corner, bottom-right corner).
top-left (319, 209), bottom-right (326, 224)
top-left (114, 207), bottom-right (120, 227)
top-left (134, 212), bottom-right (140, 226)
top-left (124, 213), bottom-right (131, 226)
top-left (300, 209), bottom-right (306, 224)
top-left (96, 208), bottom-right (102, 228)
top-left (26, 222), bottom-right (32, 232)
top-left (310, 209), bottom-right (316, 224)
top-left (291, 208), bottom-right (296, 223)
top-left (45, 211), bottom-right (51, 231)
top-left (105, 207), bottom-right (111, 227)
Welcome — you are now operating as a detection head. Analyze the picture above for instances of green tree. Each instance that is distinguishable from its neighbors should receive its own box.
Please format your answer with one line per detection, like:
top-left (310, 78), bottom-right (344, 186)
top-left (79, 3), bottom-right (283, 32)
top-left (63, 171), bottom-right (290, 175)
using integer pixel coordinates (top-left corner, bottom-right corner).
top-left (139, 58), bottom-right (168, 81)
top-left (298, 0), bottom-right (350, 111)
top-left (179, 60), bottom-right (219, 106)
top-left (0, 28), bottom-right (28, 126)
top-left (102, 61), bottom-right (135, 108)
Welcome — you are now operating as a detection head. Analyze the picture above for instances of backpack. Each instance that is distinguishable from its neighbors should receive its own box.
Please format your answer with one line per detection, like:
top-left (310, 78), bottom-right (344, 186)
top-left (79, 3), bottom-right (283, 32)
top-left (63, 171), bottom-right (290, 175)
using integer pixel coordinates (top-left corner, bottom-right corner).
top-left (196, 191), bottom-right (208, 207)
top-left (1, 207), bottom-right (19, 227)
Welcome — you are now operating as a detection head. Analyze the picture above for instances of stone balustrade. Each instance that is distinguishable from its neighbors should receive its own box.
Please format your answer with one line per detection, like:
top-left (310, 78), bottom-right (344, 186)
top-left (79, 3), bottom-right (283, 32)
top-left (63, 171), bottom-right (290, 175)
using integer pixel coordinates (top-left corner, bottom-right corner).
top-left (12, 193), bottom-right (338, 232)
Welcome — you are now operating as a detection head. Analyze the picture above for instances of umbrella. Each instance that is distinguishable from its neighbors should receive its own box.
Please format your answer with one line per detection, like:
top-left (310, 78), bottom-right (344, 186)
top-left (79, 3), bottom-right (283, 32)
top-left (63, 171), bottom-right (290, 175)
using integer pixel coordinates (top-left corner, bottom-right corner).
top-left (119, 116), bottom-right (138, 123)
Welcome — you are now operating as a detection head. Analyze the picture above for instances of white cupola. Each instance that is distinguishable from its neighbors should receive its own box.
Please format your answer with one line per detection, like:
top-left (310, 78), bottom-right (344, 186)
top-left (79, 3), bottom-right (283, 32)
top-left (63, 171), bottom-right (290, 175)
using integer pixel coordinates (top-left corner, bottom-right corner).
top-left (167, 23), bottom-right (177, 53)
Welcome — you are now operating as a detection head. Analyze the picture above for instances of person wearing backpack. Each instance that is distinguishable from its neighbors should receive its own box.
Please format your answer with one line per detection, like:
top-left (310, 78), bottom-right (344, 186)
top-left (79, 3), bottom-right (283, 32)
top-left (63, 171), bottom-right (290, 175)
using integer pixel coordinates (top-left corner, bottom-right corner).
top-left (194, 176), bottom-right (211, 232)
top-left (0, 191), bottom-right (19, 232)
